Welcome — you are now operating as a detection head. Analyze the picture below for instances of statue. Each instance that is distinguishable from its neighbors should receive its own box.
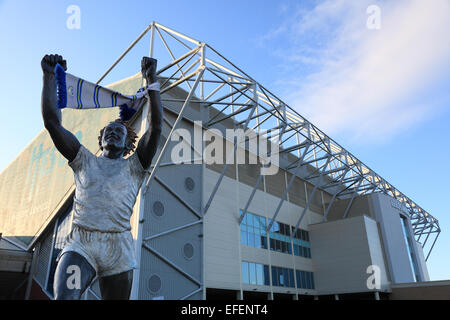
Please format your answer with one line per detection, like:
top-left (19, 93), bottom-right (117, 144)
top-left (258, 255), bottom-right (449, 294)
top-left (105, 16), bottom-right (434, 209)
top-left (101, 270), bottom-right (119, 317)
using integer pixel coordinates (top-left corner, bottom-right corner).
top-left (41, 54), bottom-right (163, 300)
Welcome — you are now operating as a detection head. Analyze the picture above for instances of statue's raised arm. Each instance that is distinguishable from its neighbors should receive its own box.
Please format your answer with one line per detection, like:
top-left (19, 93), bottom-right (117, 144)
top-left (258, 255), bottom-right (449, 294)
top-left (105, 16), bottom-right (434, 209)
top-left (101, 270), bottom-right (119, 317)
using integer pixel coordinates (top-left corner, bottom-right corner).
top-left (41, 54), bottom-right (81, 162)
top-left (135, 57), bottom-right (163, 169)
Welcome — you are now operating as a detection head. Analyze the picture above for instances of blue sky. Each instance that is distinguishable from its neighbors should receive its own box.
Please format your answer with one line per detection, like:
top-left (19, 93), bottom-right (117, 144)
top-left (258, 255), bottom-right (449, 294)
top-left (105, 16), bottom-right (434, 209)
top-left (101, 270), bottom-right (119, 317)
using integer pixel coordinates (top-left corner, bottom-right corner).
top-left (0, 0), bottom-right (449, 281)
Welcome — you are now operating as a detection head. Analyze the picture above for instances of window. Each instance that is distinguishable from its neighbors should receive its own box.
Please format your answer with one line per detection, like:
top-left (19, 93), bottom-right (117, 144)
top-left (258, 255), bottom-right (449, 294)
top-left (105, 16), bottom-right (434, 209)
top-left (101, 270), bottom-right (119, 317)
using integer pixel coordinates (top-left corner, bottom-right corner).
top-left (241, 212), bottom-right (312, 259)
top-left (400, 215), bottom-right (421, 282)
top-left (271, 266), bottom-right (295, 288)
top-left (269, 220), bottom-right (292, 255)
top-left (296, 270), bottom-right (315, 289)
top-left (240, 211), bottom-right (267, 249)
top-left (292, 227), bottom-right (312, 259)
top-left (242, 261), bottom-right (270, 286)
top-left (242, 262), bottom-right (249, 284)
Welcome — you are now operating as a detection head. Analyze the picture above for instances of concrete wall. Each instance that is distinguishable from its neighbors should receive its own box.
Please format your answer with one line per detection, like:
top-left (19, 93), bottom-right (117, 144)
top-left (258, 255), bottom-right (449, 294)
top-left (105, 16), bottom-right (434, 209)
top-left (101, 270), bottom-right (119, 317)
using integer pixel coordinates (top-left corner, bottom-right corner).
top-left (309, 215), bottom-right (390, 295)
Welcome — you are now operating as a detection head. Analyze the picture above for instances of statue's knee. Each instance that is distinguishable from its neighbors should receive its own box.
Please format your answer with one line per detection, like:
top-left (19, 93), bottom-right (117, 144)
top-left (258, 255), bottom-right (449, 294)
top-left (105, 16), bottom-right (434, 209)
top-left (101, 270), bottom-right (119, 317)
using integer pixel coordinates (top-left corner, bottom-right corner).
top-left (54, 286), bottom-right (82, 300)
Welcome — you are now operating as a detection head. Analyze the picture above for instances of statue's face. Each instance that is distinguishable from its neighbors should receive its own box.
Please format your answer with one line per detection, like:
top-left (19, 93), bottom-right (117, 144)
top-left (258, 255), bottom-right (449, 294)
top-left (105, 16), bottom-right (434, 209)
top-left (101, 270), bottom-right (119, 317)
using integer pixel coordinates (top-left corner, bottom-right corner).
top-left (101, 122), bottom-right (127, 152)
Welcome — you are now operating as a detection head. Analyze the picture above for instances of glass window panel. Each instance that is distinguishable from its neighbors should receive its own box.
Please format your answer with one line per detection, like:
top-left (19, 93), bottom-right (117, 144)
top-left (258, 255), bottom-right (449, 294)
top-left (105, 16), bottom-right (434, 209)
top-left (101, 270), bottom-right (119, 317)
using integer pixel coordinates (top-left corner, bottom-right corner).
top-left (296, 271), bottom-right (300, 288)
top-left (242, 262), bottom-right (249, 284)
top-left (272, 267), bottom-right (278, 286)
top-left (248, 232), bottom-right (255, 247)
top-left (256, 216), bottom-right (263, 228)
top-left (255, 235), bottom-right (260, 249)
top-left (301, 271), bottom-right (307, 289)
top-left (264, 265), bottom-right (270, 285)
top-left (269, 238), bottom-right (275, 250)
top-left (306, 272), bottom-right (311, 289)
top-left (258, 235), bottom-right (264, 249)
top-left (281, 241), bottom-right (286, 253)
top-left (256, 264), bottom-right (264, 285)
top-left (250, 214), bottom-right (256, 227)
top-left (311, 273), bottom-right (315, 289)
top-left (240, 231), bottom-right (247, 245)
top-left (250, 263), bottom-right (256, 285)
top-left (282, 268), bottom-right (289, 287)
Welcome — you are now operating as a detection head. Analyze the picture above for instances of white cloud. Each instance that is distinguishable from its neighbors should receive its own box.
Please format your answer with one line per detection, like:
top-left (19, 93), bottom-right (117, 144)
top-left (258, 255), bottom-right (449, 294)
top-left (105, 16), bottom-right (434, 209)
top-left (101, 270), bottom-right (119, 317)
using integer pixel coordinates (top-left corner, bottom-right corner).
top-left (263, 0), bottom-right (450, 143)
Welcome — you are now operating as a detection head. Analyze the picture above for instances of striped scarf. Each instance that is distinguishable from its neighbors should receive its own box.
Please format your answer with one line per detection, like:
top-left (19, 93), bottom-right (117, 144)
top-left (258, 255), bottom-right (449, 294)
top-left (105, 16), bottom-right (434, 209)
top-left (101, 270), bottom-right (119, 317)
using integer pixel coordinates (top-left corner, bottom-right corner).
top-left (55, 64), bottom-right (159, 121)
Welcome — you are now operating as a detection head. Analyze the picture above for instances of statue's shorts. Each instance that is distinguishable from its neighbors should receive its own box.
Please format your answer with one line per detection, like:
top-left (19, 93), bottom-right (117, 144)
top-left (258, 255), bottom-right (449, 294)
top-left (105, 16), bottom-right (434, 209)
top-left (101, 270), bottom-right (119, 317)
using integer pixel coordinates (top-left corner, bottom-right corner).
top-left (57, 224), bottom-right (136, 278)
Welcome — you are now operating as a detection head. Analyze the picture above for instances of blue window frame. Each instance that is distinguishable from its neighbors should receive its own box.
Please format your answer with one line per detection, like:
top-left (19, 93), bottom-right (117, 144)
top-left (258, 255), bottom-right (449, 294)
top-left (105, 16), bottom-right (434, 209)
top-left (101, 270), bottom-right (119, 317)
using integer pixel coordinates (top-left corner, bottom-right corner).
top-left (271, 266), bottom-right (295, 288)
top-left (296, 270), bottom-right (315, 289)
top-left (269, 220), bottom-right (292, 255)
top-left (242, 261), bottom-right (270, 286)
top-left (240, 211), bottom-right (267, 249)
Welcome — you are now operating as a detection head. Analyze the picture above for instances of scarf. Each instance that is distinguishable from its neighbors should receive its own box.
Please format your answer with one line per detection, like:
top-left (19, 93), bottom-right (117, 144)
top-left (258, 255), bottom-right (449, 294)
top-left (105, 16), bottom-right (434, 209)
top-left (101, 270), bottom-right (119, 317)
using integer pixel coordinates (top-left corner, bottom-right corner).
top-left (55, 64), bottom-right (160, 121)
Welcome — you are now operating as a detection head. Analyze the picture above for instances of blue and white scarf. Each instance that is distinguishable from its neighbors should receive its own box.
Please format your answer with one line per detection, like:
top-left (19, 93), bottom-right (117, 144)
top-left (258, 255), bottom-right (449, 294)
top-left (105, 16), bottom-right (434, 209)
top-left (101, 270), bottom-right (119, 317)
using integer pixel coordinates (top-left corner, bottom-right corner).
top-left (55, 64), bottom-right (160, 121)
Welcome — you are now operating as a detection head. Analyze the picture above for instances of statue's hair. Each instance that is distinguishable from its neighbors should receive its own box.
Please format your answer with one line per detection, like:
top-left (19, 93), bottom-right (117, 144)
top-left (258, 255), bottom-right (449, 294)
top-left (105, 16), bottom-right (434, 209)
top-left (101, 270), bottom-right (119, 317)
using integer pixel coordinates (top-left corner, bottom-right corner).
top-left (98, 119), bottom-right (138, 156)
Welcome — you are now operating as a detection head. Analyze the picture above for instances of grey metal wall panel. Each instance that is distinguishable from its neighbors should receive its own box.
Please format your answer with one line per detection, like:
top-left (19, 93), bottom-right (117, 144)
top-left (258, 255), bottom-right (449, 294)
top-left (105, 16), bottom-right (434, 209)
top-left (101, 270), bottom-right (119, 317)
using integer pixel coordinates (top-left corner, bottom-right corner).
top-left (286, 173), bottom-right (307, 207)
top-left (139, 162), bottom-right (203, 300)
top-left (34, 230), bottom-right (52, 288)
top-left (238, 164), bottom-right (264, 191)
top-left (265, 169), bottom-right (286, 199)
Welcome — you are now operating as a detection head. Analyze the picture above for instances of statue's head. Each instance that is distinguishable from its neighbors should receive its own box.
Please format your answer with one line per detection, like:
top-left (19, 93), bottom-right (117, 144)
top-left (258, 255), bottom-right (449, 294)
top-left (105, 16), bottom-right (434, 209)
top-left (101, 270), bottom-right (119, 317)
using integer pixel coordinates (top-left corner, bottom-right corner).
top-left (98, 119), bottom-right (137, 157)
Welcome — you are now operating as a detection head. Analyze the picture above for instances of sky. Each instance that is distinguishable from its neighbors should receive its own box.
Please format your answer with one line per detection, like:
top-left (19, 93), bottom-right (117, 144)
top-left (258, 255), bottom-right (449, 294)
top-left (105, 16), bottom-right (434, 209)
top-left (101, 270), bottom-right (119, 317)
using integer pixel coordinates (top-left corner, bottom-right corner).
top-left (0, 0), bottom-right (449, 281)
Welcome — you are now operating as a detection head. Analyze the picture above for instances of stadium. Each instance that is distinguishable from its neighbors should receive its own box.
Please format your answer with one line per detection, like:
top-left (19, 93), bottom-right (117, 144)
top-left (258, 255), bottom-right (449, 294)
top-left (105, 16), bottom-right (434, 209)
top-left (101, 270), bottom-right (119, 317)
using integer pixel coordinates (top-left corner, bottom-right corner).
top-left (0, 22), bottom-right (445, 300)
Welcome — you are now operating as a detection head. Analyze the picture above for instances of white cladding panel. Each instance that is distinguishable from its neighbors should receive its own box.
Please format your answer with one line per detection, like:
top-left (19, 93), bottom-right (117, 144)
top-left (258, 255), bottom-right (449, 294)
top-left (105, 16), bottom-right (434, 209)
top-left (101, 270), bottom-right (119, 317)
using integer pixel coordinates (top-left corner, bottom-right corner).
top-left (309, 215), bottom-right (389, 294)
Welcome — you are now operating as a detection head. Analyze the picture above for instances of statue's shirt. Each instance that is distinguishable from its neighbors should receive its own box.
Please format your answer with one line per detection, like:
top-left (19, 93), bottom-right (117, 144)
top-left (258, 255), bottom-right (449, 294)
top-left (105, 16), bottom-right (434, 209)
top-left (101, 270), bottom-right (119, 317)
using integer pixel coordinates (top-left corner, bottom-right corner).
top-left (69, 145), bottom-right (146, 232)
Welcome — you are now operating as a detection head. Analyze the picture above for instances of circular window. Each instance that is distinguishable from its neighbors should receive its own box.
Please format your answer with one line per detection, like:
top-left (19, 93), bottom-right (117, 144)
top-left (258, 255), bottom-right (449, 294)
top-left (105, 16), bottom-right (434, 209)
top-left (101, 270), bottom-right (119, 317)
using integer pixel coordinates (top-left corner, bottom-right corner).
top-left (185, 177), bottom-right (195, 192)
top-left (148, 274), bottom-right (162, 293)
top-left (183, 243), bottom-right (194, 260)
top-left (152, 201), bottom-right (165, 217)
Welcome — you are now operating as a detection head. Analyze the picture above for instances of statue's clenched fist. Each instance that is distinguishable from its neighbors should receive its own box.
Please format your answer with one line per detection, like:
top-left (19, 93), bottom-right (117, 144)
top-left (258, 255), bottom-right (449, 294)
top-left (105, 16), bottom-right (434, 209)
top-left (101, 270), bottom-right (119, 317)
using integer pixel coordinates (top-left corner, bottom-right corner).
top-left (41, 54), bottom-right (67, 74)
top-left (141, 57), bottom-right (157, 83)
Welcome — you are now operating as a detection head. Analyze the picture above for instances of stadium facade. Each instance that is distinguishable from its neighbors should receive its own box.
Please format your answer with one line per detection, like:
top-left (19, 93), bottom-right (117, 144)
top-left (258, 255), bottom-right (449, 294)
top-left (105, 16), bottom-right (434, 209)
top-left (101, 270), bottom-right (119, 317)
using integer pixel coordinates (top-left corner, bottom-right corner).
top-left (0, 22), bottom-right (443, 300)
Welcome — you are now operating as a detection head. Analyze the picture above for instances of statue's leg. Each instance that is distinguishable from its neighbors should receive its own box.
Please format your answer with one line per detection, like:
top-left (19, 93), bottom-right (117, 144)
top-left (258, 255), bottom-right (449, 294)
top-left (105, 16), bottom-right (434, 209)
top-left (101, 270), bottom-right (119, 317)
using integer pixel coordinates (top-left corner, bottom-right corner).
top-left (53, 251), bottom-right (96, 300)
top-left (99, 270), bottom-right (133, 300)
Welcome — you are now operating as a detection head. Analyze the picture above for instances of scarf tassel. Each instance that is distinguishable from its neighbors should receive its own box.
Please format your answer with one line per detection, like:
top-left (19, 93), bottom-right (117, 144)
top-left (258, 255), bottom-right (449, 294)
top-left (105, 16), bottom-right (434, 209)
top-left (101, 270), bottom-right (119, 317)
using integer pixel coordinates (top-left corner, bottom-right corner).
top-left (119, 104), bottom-right (137, 121)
